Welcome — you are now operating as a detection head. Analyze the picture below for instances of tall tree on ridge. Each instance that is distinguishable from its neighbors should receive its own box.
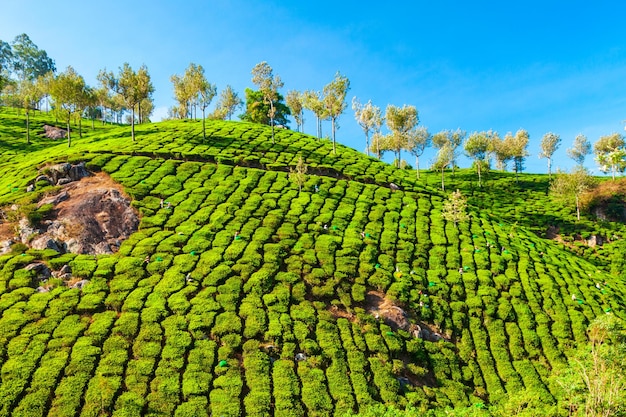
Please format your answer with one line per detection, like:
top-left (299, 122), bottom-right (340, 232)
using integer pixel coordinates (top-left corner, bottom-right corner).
top-left (135, 65), bottom-right (154, 124)
top-left (215, 85), bottom-right (242, 120)
top-left (539, 132), bottom-right (561, 179)
top-left (352, 97), bottom-right (383, 157)
top-left (251, 61), bottom-right (283, 143)
top-left (369, 131), bottom-right (388, 160)
top-left (240, 88), bottom-right (290, 126)
top-left (286, 90), bottom-right (305, 132)
top-left (594, 133), bottom-right (626, 179)
top-left (385, 104), bottom-right (418, 167)
top-left (11, 33), bottom-right (55, 81)
top-left (303, 90), bottom-right (326, 139)
top-left (567, 134), bottom-right (592, 167)
top-left (117, 63), bottom-right (153, 141)
top-left (198, 79), bottom-right (216, 139)
top-left (96, 69), bottom-right (116, 124)
top-left (17, 77), bottom-right (43, 143)
top-left (505, 129), bottom-right (529, 181)
top-left (405, 126), bottom-right (431, 179)
top-left (0, 40), bottom-right (12, 91)
top-left (491, 133), bottom-right (513, 171)
top-left (464, 130), bottom-right (495, 187)
top-left (433, 128), bottom-right (465, 190)
top-left (49, 66), bottom-right (86, 147)
top-left (323, 72), bottom-right (350, 154)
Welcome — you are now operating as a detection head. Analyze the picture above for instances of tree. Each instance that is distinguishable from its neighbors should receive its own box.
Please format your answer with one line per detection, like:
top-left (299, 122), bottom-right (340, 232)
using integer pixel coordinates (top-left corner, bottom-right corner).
top-left (170, 72), bottom-right (190, 118)
top-left (286, 90), bottom-right (304, 132)
top-left (352, 97), bottom-right (383, 157)
top-left (116, 63), bottom-right (153, 141)
top-left (594, 133), bottom-right (626, 179)
top-left (75, 85), bottom-right (95, 137)
top-left (441, 189), bottom-right (470, 226)
top-left (505, 129), bottom-right (529, 181)
top-left (433, 128), bottom-right (466, 190)
top-left (568, 134), bottom-right (592, 167)
top-left (138, 97), bottom-right (153, 124)
top-left (289, 155), bottom-right (308, 192)
top-left (539, 132), bottom-right (561, 178)
top-left (465, 130), bottom-right (495, 187)
top-left (10, 34), bottom-right (55, 81)
top-left (322, 72), bottom-right (350, 154)
top-left (491, 133), bottom-right (512, 171)
top-left (240, 88), bottom-right (290, 127)
top-left (369, 132), bottom-right (388, 160)
top-left (215, 85), bottom-right (242, 120)
top-left (49, 66), bottom-right (86, 147)
top-left (173, 64), bottom-right (219, 139)
top-left (405, 126), bottom-right (431, 179)
top-left (432, 142), bottom-right (455, 191)
top-left (251, 61), bottom-right (284, 143)
top-left (385, 104), bottom-right (419, 167)
top-left (550, 166), bottom-right (596, 220)
top-left (135, 65), bottom-right (154, 124)
top-left (16, 77), bottom-right (43, 143)
top-left (96, 69), bottom-right (116, 124)
top-left (302, 90), bottom-right (326, 139)
top-left (198, 80), bottom-right (216, 138)
top-left (0, 40), bottom-right (12, 92)
top-left (170, 63), bottom-right (208, 120)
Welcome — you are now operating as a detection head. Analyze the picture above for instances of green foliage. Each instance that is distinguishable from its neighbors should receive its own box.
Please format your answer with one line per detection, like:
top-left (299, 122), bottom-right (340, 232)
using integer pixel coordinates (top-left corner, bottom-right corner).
top-left (0, 108), bottom-right (624, 417)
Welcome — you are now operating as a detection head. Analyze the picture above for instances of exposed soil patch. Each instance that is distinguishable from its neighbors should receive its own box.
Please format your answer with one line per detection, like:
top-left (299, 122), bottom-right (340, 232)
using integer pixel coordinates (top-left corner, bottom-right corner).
top-left (364, 290), bottom-right (450, 342)
top-left (35, 172), bottom-right (139, 254)
top-left (2, 171), bottom-right (139, 255)
top-left (0, 222), bottom-right (13, 242)
top-left (365, 291), bottom-right (410, 331)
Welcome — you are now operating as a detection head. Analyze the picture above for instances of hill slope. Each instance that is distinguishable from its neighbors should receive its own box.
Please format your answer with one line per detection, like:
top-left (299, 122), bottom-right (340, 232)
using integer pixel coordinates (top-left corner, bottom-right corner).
top-left (0, 109), bottom-right (625, 416)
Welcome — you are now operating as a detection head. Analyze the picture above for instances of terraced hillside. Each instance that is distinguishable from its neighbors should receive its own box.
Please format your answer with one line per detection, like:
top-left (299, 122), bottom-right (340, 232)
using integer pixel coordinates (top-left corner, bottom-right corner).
top-left (0, 108), bottom-right (625, 416)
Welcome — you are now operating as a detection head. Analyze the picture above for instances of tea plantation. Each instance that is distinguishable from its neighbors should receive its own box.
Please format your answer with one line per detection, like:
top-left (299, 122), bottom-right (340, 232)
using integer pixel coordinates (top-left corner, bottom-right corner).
top-left (0, 108), bottom-right (625, 416)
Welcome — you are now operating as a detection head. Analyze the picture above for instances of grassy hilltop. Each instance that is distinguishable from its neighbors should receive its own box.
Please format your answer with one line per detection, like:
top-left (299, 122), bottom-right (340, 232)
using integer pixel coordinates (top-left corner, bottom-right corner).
top-left (0, 108), bottom-right (625, 417)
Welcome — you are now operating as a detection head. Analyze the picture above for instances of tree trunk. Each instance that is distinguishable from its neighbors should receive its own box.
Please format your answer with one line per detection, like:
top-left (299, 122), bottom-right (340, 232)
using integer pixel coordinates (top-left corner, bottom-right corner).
top-left (576, 195), bottom-right (580, 221)
top-left (478, 162), bottom-right (482, 187)
top-left (202, 107), bottom-right (206, 140)
top-left (441, 168), bottom-right (445, 191)
top-left (316, 115), bottom-right (321, 139)
top-left (67, 119), bottom-right (71, 147)
top-left (270, 101), bottom-right (275, 144)
top-left (79, 117), bottom-right (82, 138)
top-left (26, 110), bottom-right (30, 144)
top-left (365, 131), bottom-right (370, 156)
top-left (331, 117), bottom-right (336, 154)
top-left (415, 155), bottom-right (420, 179)
top-left (548, 157), bottom-right (552, 179)
top-left (131, 107), bottom-right (136, 141)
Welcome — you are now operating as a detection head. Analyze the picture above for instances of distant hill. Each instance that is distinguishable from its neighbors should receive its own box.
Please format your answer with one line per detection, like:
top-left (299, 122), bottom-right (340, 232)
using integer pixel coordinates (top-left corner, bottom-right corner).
top-left (0, 107), bottom-right (625, 416)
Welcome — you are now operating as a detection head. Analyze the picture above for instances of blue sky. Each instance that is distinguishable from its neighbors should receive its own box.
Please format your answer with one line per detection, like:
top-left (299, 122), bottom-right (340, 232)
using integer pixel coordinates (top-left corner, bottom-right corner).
top-left (2, 0), bottom-right (626, 174)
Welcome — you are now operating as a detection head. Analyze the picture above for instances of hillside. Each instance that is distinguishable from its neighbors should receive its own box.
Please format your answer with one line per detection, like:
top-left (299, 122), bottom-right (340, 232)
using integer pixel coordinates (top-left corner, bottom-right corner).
top-left (0, 108), bottom-right (625, 416)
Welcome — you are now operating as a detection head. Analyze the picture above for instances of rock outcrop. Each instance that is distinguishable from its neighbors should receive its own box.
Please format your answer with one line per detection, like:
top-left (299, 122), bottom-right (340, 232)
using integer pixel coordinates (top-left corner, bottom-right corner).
top-left (43, 125), bottom-right (67, 139)
top-left (6, 171), bottom-right (139, 255)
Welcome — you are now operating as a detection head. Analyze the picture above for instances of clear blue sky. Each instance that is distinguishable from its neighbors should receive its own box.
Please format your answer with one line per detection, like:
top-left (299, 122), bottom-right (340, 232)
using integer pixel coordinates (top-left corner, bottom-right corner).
top-left (2, 0), bottom-right (626, 174)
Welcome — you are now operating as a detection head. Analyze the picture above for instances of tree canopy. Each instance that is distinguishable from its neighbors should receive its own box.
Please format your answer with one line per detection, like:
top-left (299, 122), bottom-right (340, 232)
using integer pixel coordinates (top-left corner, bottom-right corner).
top-left (539, 132), bottom-right (561, 178)
top-left (322, 72), bottom-right (350, 153)
top-left (251, 61), bottom-right (284, 143)
top-left (240, 88), bottom-right (290, 127)
top-left (594, 133), bottom-right (626, 179)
